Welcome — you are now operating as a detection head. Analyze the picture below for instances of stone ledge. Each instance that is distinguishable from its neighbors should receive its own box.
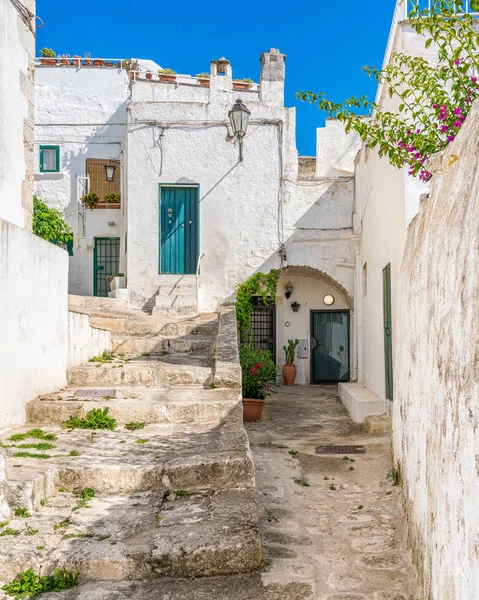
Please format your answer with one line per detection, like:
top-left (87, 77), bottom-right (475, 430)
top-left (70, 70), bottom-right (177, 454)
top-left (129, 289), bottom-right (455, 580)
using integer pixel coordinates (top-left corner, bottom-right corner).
top-left (338, 383), bottom-right (386, 423)
top-left (213, 305), bottom-right (241, 389)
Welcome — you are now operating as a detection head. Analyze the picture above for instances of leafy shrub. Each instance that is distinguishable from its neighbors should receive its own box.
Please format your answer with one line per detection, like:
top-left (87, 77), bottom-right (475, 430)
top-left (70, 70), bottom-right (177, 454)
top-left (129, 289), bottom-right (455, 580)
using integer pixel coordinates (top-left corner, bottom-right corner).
top-left (2, 568), bottom-right (78, 599)
top-left (40, 48), bottom-right (56, 58)
top-left (125, 422), bottom-right (145, 431)
top-left (236, 270), bottom-right (278, 342)
top-left (63, 407), bottom-right (117, 430)
top-left (33, 197), bottom-right (72, 245)
top-left (239, 345), bottom-right (277, 400)
top-left (158, 68), bottom-right (176, 74)
top-left (103, 192), bottom-right (121, 204)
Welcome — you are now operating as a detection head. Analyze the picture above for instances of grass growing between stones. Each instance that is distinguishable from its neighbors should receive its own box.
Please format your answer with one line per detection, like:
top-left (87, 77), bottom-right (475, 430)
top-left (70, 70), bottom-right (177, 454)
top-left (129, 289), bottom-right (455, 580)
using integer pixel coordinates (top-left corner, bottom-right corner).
top-left (9, 429), bottom-right (56, 442)
top-left (2, 568), bottom-right (78, 599)
top-left (387, 465), bottom-right (401, 486)
top-left (262, 508), bottom-right (279, 523)
top-left (125, 422), bottom-right (145, 431)
top-left (175, 490), bottom-right (189, 498)
top-left (0, 528), bottom-right (21, 537)
top-left (10, 452), bottom-right (53, 460)
top-left (294, 478), bottom-right (309, 487)
top-left (15, 443), bottom-right (56, 451)
top-left (14, 508), bottom-right (31, 518)
top-left (74, 488), bottom-right (95, 510)
top-left (89, 351), bottom-right (114, 364)
top-left (63, 407), bottom-right (117, 430)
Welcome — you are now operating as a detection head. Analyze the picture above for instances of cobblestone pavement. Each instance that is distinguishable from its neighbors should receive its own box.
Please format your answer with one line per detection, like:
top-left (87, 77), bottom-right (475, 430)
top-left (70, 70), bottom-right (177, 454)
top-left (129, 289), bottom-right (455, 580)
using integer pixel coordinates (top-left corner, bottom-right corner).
top-left (246, 385), bottom-right (420, 600)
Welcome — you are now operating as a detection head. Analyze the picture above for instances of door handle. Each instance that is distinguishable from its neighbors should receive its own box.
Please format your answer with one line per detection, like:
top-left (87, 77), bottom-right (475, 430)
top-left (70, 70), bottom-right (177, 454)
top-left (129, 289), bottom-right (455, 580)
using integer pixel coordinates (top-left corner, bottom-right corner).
top-left (96, 266), bottom-right (105, 270)
top-left (311, 337), bottom-right (318, 349)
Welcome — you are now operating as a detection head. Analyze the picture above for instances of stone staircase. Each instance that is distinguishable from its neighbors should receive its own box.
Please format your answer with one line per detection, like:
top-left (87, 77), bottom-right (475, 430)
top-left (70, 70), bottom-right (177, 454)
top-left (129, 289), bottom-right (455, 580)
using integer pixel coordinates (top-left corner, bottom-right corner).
top-left (0, 306), bottom-right (263, 592)
top-left (152, 275), bottom-right (197, 318)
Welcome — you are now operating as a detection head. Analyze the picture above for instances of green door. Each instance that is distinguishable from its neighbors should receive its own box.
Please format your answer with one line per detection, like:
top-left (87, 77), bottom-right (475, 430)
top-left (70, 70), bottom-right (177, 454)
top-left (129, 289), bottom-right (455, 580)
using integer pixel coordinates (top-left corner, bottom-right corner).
top-left (93, 237), bottom-right (120, 297)
top-left (159, 186), bottom-right (198, 274)
top-left (311, 311), bottom-right (350, 383)
top-left (383, 263), bottom-right (394, 400)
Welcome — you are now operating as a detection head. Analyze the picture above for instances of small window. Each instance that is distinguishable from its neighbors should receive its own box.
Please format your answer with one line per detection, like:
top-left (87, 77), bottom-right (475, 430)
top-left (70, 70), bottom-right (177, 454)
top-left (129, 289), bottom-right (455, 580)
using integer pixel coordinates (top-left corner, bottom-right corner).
top-left (40, 145), bottom-right (60, 172)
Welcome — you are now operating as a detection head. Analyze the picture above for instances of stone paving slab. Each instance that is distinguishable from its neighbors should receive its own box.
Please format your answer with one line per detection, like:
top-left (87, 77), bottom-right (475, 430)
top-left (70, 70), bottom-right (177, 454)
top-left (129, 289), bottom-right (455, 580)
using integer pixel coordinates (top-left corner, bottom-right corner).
top-left (27, 386), bottom-right (241, 425)
top-left (0, 489), bottom-right (261, 585)
top-left (2, 420), bottom-right (255, 508)
top-left (111, 334), bottom-right (214, 355)
top-left (246, 386), bottom-right (419, 600)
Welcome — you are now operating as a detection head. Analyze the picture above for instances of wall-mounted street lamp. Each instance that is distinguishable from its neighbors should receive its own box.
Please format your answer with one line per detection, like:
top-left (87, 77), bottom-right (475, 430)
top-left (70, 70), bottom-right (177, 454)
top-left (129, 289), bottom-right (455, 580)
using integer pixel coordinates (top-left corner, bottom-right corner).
top-left (285, 281), bottom-right (294, 299)
top-left (291, 301), bottom-right (301, 312)
top-left (228, 98), bottom-right (251, 161)
top-left (105, 164), bottom-right (116, 182)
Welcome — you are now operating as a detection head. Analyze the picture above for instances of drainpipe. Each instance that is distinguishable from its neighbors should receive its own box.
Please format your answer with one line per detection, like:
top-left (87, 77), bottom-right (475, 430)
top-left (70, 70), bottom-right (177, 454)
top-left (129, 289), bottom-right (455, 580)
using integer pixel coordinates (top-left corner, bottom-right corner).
top-left (351, 236), bottom-right (362, 383)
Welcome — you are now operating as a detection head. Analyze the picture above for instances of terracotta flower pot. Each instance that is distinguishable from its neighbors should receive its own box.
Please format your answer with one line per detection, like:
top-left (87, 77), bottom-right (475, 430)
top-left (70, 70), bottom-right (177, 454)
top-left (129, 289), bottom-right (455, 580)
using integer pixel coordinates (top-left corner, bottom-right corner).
top-left (105, 61), bottom-right (115, 67)
top-left (61, 58), bottom-right (70, 66)
top-left (242, 398), bottom-right (265, 422)
top-left (40, 58), bottom-right (56, 66)
top-left (146, 73), bottom-right (153, 80)
top-left (282, 364), bottom-right (297, 386)
top-left (84, 59), bottom-right (92, 66)
top-left (93, 59), bottom-right (104, 67)
top-left (233, 82), bottom-right (251, 90)
top-left (130, 71), bottom-right (139, 81)
top-left (199, 79), bottom-right (210, 87)
top-left (159, 74), bottom-right (176, 83)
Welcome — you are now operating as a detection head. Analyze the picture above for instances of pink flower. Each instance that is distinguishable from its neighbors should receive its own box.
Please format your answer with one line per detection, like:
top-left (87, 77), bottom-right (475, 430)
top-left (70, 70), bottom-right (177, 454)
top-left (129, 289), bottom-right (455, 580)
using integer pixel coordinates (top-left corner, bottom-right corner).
top-left (454, 121), bottom-right (462, 128)
top-left (440, 125), bottom-right (448, 133)
top-left (447, 135), bottom-right (455, 142)
top-left (471, 77), bottom-right (477, 83)
top-left (454, 107), bottom-right (462, 115)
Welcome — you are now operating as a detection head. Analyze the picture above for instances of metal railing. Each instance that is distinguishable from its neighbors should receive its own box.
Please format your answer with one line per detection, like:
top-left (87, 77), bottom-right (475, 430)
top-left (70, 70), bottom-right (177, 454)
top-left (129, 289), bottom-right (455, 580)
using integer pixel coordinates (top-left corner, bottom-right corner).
top-left (401, 0), bottom-right (479, 18)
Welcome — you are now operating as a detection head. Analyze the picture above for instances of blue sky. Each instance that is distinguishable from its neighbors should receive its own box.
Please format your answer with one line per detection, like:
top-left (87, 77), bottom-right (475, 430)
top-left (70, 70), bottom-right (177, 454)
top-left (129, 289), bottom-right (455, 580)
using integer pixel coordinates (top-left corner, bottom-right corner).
top-left (37, 1), bottom-right (396, 156)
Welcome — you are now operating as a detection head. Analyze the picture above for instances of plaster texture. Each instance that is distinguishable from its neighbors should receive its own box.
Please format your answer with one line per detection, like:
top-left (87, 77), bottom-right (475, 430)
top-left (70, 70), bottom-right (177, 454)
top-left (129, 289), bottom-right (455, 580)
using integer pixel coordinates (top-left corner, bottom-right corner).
top-left (34, 67), bottom-right (130, 295)
top-left (0, 0), bottom-right (35, 229)
top-left (0, 217), bottom-right (69, 429)
top-left (393, 100), bottom-right (479, 600)
top-left (316, 119), bottom-right (361, 178)
top-left (68, 310), bottom-right (112, 368)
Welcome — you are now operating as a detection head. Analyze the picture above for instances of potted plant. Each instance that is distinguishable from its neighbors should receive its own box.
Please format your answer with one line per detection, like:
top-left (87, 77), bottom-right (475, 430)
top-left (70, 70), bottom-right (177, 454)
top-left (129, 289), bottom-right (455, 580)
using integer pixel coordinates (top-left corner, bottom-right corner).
top-left (80, 192), bottom-right (100, 211)
top-left (72, 55), bottom-right (82, 67)
top-left (282, 339), bottom-right (299, 386)
top-left (107, 273), bottom-right (126, 291)
top-left (196, 72), bottom-right (210, 87)
top-left (146, 70), bottom-right (154, 80)
top-left (233, 78), bottom-right (253, 90)
top-left (83, 54), bottom-right (93, 66)
top-left (105, 61), bottom-right (115, 68)
top-left (93, 58), bottom-right (105, 67)
top-left (60, 54), bottom-right (71, 66)
top-left (103, 192), bottom-right (121, 208)
top-left (240, 345), bottom-right (278, 422)
top-left (40, 48), bottom-right (56, 66)
top-left (158, 68), bottom-right (176, 82)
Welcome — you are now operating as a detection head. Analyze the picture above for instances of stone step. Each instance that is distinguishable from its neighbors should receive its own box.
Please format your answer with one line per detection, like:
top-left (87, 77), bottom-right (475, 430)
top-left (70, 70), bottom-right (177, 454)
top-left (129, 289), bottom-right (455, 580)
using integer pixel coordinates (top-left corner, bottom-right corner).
top-left (0, 489), bottom-right (261, 584)
top-left (89, 314), bottom-right (217, 337)
top-left (40, 576), bottom-right (313, 600)
top-left (364, 413), bottom-right (392, 434)
top-left (3, 420), bottom-right (254, 510)
top-left (27, 387), bottom-right (241, 426)
top-left (111, 335), bottom-right (213, 356)
top-left (155, 294), bottom-right (197, 309)
top-left (152, 305), bottom-right (197, 318)
top-left (67, 356), bottom-right (213, 387)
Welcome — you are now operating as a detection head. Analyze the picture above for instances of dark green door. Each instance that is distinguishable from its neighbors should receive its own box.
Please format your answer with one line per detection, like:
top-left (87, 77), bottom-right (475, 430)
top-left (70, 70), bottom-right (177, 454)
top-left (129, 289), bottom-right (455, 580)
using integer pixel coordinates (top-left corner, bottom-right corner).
top-left (93, 237), bottom-right (120, 297)
top-left (383, 263), bottom-right (394, 400)
top-left (311, 311), bottom-right (350, 383)
top-left (159, 186), bottom-right (198, 274)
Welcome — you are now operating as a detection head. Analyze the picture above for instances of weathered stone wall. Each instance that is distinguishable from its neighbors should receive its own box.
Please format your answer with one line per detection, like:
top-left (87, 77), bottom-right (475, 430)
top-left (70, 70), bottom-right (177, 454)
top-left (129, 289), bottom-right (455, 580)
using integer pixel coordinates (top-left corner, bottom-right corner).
top-left (393, 100), bottom-right (479, 599)
top-left (68, 310), bottom-right (111, 368)
top-left (0, 0), bottom-right (36, 229)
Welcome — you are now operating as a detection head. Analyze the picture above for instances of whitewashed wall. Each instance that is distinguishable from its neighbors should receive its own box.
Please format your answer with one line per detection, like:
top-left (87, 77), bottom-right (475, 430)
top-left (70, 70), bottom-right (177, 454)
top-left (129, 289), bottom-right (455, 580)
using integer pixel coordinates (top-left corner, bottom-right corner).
top-left (126, 51), bottom-right (356, 314)
top-left (68, 310), bottom-right (111, 368)
top-left (34, 67), bottom-right (130, 295)
top-left (0, 218), bottom-right (69, 429)
top-left (0, 0), bottom-right (35, 229)
top-left (394, 100), bottom-right (479, 600)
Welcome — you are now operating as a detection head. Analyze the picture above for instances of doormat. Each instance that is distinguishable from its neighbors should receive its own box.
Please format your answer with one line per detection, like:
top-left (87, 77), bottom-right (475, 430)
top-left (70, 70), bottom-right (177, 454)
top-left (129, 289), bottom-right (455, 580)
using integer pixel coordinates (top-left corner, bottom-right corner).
top-left (74, 389), bottom-right (117, 398)
top-left (315, 445), bottom-right (366, 455)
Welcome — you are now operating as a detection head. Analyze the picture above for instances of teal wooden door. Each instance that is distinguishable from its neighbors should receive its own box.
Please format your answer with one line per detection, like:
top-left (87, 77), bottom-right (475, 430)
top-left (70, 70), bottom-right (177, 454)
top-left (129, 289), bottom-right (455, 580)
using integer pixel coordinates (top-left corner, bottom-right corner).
top-left (383, 263), bottom-right (394, 400)
top-left (159, 186), bottom-right (198, 274)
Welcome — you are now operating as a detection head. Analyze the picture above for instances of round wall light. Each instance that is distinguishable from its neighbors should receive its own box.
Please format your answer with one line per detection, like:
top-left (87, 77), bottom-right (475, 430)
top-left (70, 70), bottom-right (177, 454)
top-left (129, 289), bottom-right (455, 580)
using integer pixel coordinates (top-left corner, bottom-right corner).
top-left (323, 294), bottom-right (335, 306)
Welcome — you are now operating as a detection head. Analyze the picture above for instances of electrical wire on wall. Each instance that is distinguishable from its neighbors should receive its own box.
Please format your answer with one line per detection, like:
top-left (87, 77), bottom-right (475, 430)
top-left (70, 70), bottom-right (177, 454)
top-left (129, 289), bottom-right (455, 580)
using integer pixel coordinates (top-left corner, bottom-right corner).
top-left (9, 0), bottom-right (40, 33)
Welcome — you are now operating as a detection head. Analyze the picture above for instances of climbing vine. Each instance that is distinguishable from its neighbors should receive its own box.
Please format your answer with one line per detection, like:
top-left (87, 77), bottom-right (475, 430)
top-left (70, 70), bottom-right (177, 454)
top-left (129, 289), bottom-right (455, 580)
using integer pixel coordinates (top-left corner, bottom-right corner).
top-left (297, 0), bottom-right (479, 182)
top-left (33, 196), bottom-right (73, 245)
top-left (236, 270), bottom-right (279, 342)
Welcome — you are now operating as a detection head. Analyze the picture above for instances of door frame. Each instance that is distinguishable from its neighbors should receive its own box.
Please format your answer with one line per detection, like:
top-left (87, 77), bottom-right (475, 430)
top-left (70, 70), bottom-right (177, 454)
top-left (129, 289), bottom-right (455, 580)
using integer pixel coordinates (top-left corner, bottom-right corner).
top-left (250, 296), bottom-right (277, 363)
top-left (310, 309), bottom-right (351, 384)
top-left (158, 183), bottom-right (200, 275)
top-left (93, 236), bottom-right (120, 297)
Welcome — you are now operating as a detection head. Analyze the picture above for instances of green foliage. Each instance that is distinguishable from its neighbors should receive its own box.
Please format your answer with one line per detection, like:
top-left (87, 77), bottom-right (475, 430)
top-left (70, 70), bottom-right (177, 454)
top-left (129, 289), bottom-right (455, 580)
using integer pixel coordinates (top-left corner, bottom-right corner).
top-left (2, 568), bottom-right (78, 599)
top-left (33, 197), bottom-right (73, 245)
top-left (69, 450), bottom-right (80, 457)
top-left (235, 78), bottom-right (253, 83)
top-left (288, 450), bottom-right (298, 456)
top-left (196, 72), bottom-right (210, 78)
top-left (0, 528), bottom-right (21, 537)
top-left (388, 464), bottom-right (402, 486)
top-left (9, 429), bottom-right (56, 442)
top-left (63, 407), bottom-right (117, 430)
top-left (122, 58), bottom-right (140, 71)
top-left (103, 192), bottom-right (121, 204)
top-left (74, 488), bottom-right (95, 510)
top-left (24, 523), bottom-right (38, 536)
top-left (175, 490), bottom-right (189, 498)
top-left (236, 270), bottom-right (279, 342)
top-left (158, 68), bottom-right (176, 74)
top-left (40, 48), bottom-right (56, 57)
top-left (11, 452), bottom-right (52, 459)
top-left (297, 1), bottom-right (479, 182)
top-left (124, 422), bottom-right (145, 431)
top-left (262, 508), bottom-right (279, 523)
top-left (15, 443), bottom-right (55, 451)
top-left (283, 339), bottom-right (299, 365)
top-left (294, 478), bottom-right (309, 487)
top-left (135, 438), bottom-right (148, 444)
top-left (357, 505), bottom-right (364, 510)
top-left (80, 192), bottom-right (100, 210)
top-left (14, 508), bottom-right (31, 519)
top-left (89, 351), bottom-right (114, 363)
top-left (239, 345), bottom-right (278, 400)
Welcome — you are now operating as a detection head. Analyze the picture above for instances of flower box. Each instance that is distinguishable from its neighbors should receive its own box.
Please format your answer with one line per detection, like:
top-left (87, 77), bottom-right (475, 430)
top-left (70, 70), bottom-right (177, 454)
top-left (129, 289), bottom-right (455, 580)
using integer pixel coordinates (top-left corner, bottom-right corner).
top-left (159, 74), bottom-right (176, 83)
top-left (40, 58), bottom-right (57, 66)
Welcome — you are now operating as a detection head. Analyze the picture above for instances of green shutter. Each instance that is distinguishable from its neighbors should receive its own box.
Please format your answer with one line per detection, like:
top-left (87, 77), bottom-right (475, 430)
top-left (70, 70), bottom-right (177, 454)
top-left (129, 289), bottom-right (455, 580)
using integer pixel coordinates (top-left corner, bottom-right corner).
top-left (382, 263), bottom-right (394, 401)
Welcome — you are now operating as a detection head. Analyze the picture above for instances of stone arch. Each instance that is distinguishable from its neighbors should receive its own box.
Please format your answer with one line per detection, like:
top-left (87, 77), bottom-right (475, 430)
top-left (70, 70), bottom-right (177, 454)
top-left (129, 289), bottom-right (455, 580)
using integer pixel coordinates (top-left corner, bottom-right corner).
top-left (284, 265), bottom-right (353, 310)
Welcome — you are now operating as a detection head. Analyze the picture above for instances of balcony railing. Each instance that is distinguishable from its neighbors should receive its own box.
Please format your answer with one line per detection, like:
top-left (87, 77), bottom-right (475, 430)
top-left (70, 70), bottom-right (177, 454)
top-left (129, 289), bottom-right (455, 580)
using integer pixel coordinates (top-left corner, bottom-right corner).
top-left (401, 0), bottom-right (479, 19)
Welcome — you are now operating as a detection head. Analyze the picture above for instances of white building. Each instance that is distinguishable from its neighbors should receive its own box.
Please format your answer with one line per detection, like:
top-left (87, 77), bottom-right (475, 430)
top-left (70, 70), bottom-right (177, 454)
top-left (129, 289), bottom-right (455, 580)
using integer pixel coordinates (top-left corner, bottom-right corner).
top-left (35, 49), bottom-right (361, 386)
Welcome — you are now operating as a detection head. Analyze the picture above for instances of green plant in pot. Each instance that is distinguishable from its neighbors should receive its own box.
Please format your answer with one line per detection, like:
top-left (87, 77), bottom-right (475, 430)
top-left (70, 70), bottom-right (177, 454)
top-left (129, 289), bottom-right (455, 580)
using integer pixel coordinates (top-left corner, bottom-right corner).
top-left (40, 48), bottom-right (56, 66)
top-left (80, 192), bottom-right (100, 211)
top-left (239, 345), bottom-right (278, 422)
top-left (283, 339), bottom-right (299, 386)
top-left (158, 68), bottom-right (177, 82)
top-left (103, 192), bottom-right (120, 205)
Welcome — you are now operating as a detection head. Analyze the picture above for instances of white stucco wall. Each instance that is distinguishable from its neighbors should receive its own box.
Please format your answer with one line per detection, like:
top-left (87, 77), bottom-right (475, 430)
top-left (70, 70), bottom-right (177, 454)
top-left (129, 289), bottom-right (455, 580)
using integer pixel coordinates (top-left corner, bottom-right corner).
top-left (126, 52), bottom-right (355, 314)
top-left (34, 67), bottom-right (130, 295)
top-left (0, 0), bottom-right (35, 229)
top-left (394, 101), bottom-right (479, 600)
top-left (0, 218), bottom-right (69, 429)
top-left (316, 119), bottom-right (361, 178)
top-left (68, 310), bottom-right (111, 368)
